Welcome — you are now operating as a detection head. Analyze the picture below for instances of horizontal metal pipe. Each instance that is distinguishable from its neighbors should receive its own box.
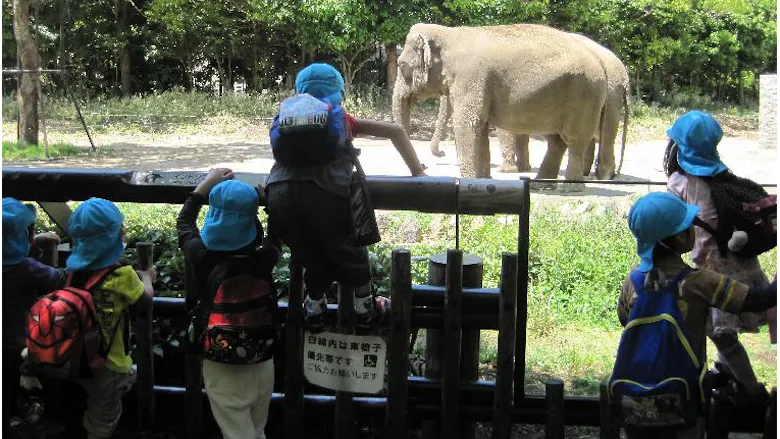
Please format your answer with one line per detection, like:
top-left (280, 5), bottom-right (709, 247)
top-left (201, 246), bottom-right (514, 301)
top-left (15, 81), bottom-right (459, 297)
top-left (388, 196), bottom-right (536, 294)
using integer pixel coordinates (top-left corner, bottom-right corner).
top-left (2, 168), bottom-right (527, 214)
top-left (530, 178), bottom-right (777, 188)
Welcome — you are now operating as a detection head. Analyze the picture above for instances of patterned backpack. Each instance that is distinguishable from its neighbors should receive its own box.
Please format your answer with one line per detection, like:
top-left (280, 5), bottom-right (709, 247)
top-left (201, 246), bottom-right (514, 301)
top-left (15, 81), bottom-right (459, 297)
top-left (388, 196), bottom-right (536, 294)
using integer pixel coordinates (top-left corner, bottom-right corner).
top-left (25, 266), bottom-right (119, 379)
top-left (609, 268), bottom-right (708, 429)
top-left (198, 256), bottom-right (279, 364)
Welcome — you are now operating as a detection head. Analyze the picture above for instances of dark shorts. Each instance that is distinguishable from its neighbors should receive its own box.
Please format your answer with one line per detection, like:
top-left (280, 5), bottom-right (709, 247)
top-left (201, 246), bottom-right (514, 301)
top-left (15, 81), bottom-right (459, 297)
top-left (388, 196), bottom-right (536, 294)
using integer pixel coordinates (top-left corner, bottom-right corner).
top-left (266, 181), bottom-right (371, 295)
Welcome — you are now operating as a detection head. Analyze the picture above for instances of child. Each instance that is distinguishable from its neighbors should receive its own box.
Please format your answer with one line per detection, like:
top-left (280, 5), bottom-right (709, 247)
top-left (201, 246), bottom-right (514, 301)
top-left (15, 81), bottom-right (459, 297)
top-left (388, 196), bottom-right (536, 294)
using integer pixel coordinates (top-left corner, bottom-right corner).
top-left (177, 168), bottom-right (279, 439)
top-left (65, 198), bottom-right (155, 439)
top-left (2, 198), bottom-right (66, 429)
top-left (265, 62), bottom-right (426, 332)
top-left (663, 110), bottom-right (772, 402)
top-left (617, 192), bottom-right (776, 438)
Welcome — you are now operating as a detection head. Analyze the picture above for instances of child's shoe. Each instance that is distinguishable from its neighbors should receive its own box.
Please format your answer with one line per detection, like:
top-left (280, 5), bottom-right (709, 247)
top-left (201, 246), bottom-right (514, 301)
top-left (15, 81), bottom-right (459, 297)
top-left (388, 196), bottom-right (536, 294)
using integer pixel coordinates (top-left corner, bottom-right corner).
top-left (355, 294), bottom-right (391, 333)
top-left (304, 295), bottom-right (328, 334)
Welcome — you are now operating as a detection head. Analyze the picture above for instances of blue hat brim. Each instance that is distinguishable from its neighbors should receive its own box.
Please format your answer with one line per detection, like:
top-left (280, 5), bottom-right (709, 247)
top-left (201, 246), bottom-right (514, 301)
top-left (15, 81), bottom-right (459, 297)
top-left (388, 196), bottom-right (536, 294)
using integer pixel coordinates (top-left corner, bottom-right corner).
top-left (635, 202), bottom-right (699, 272)
top-left (201, 210), bottom-right (257, 251)
top-left (66, 228), bottom-right (125, 271)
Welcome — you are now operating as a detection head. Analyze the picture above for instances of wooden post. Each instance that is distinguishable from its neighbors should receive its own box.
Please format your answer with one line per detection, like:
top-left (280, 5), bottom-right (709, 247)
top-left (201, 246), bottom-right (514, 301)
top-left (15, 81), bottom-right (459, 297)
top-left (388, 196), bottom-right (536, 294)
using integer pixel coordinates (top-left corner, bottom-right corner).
top-left (492, 253), bottom-right (518, 439)
top-left (441, 249), bottom-right (463, 439)
top-left (39, 238), bottom-right (58, 267)
top-left (135, 242), bottom-right (155, 431)
top-left (545, 379), bottom-right (564, 439)
top-left (424, 251), bottom-right (482, 439)
top-left (385, 250), bottom-right (412, 438)
top-left (285, 259), bottom-right (305, 439)
top-left (335, 284), bottom-right (356, 439)
top-left (183, 257), bottom-right (203, 439)
top-left (765, 388), bottom-right (777, 439)
top-left (599, 382), bottom-right (619, 439)
top-left (514, 179), bottom-right (531, 407)
top-left (709, 397), bottom-right (731, 439)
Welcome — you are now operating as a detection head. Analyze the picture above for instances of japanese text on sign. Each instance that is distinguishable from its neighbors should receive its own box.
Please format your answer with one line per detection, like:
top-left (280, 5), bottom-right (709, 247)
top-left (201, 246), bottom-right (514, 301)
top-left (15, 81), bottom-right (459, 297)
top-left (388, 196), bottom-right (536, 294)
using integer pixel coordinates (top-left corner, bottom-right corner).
top-left (303, 331), bottom-right (387, 394)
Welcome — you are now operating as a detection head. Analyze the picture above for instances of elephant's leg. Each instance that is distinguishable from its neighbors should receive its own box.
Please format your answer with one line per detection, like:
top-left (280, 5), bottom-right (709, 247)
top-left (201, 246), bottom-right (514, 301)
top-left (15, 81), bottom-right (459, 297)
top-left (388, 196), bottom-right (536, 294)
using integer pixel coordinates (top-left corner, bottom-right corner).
top-left (516, 134), bottom-right (531, 172)
top-left (453, 114), bottom-right (490, 179)
top-left (536, 134), bottom-right (566, 179)
top-left (497, 129), bottom-right (517, 173)
top-left (583, 140), bottom-right (597, 177)
top-left (595, 105), bottom-right (621, 180)
top-left (562, 137), bottom-right (589, 183)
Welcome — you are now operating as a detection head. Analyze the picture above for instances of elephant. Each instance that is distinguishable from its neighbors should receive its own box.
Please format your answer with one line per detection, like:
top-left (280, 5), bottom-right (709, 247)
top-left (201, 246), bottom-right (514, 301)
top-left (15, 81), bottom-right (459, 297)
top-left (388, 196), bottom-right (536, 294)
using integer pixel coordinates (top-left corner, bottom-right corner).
top-left (393, 23), bottom-right (608, 180)
top-left (401, 31), bottom-right (630, 180)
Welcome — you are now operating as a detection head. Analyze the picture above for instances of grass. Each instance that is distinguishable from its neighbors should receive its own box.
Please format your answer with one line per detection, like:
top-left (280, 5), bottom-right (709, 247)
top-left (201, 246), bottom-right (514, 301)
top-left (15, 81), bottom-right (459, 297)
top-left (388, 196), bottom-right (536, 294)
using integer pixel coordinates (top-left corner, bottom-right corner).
top-left (2, 140), bottom-right (96, 161)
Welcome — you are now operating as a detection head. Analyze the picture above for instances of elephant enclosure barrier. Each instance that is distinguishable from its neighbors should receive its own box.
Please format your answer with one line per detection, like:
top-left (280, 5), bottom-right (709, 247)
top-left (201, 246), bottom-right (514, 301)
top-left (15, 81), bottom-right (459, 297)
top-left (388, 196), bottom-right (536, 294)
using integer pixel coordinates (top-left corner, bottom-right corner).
top-left (2, 168), bottom-right (775, 439)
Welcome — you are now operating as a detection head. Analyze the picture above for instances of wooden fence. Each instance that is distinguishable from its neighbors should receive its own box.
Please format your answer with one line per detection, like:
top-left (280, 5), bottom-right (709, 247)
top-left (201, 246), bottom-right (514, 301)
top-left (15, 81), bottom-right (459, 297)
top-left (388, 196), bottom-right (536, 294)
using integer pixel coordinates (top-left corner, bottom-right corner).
top-left (3, 167), bottom-right (775, 438)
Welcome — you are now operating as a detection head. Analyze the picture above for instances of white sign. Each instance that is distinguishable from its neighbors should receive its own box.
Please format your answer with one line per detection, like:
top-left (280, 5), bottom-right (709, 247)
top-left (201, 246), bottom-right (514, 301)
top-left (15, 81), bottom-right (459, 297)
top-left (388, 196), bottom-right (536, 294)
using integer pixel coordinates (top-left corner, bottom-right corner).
top-left (303, 331), bottom-right (387, 394)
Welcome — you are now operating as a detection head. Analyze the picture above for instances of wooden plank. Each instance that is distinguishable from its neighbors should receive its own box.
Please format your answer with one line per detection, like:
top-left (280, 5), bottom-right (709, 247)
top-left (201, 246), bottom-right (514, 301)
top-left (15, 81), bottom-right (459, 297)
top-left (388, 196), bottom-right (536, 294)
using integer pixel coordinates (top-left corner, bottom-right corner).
top-left (183, 256), bottom-right (203, 439)
top-left (599, 382), bottom-right (619, 439)
top-left (335, 284), bottom-right (356, 439)
top-left (545, 379), bottom-right (565, 439)
top-left (39, 238), bottom-right (59, 267)
top-left (441, 249), bottom-right (464, 439)
top-left (285, 259), bottom-right (305, 439)
top-left (135, 242), bottom-right (155, 431)
top-left (514, 179), bottom-right (531, 406)
top-left (492, 253), bottom-right (518, 439)
top-left (385, 249), bottom-right (412, 438)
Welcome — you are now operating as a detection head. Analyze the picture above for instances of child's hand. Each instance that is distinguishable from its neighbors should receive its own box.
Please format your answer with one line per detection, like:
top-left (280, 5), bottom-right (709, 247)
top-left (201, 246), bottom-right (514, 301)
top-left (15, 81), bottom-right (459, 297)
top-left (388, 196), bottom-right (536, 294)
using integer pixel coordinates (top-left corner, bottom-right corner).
top-left (33, 232), bottom-right (61, 246)
top-left (195, 168), bottom-right (234, 196)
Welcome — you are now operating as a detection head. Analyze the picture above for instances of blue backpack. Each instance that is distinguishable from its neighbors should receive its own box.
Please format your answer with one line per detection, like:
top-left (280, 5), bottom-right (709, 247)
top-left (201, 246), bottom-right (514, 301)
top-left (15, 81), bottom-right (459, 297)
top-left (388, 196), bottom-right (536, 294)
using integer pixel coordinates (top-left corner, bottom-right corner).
top-left (269, 93), bottom-right (349, 167)
top-left (609, 268), bottom-right (708, 429)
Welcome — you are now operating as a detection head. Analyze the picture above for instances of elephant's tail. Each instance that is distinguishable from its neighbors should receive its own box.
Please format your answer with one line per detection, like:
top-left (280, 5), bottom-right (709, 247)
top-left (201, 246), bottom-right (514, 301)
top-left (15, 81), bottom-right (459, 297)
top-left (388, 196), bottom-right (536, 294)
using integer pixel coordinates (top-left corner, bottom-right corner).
top-left (616, 83), bottom-right (630, 176)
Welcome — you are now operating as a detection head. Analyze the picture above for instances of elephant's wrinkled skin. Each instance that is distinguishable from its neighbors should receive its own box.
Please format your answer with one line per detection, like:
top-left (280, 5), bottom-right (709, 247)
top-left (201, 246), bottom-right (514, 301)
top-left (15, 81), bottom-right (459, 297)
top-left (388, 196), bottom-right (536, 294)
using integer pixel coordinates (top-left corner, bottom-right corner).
top-left (402, 30), bottom-right (630, 180)
top-left (393, 23), bottom-right (607, 180)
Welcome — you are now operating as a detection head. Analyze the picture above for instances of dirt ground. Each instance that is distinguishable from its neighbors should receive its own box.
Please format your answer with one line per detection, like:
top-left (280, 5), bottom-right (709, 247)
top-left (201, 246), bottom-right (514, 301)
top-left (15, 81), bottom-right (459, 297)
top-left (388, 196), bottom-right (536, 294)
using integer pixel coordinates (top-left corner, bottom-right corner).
top-left (3, 127), bottom-right (776, 199)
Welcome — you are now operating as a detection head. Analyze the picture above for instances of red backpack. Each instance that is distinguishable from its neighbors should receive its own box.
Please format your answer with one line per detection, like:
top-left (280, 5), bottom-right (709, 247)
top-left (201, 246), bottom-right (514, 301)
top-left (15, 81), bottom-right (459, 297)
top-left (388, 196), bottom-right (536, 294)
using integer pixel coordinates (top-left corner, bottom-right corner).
top-left (25, 266), bottom-right (119, 379)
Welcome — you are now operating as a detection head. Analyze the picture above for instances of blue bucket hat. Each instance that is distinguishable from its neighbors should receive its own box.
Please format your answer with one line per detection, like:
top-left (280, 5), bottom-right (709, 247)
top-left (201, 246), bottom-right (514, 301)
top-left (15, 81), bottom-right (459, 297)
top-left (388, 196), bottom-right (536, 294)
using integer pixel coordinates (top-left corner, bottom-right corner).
top-left (666, 110), bottom-right (727, 177)
top-left (628, 192), bottom-right (700, 272)
top-left (3, 197), bottom-right (37, 266)
top-left (201, 180), bottom-right (259, 251)
top-left (67, 198), bottom-right (125, 271)
top-left (295, 63), bottom-right (344, 106)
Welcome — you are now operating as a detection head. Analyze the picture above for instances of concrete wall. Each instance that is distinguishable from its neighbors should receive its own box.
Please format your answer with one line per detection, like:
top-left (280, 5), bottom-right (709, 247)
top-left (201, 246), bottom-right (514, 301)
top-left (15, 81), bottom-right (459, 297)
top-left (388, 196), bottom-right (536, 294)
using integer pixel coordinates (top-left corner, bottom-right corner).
top-left (759, 74), bottom-right (777, 149)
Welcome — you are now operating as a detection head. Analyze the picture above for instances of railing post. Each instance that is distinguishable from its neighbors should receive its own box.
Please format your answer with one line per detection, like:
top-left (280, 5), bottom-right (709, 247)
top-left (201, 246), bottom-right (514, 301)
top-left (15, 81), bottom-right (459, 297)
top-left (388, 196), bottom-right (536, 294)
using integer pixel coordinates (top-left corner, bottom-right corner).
top-left (183, 257), bottom-right (203, 439)
top-left (135, 242), bottom-right (155, 431)
top-left (599, 382), bottom-right (619, 439)
top-left (514, 178), bottom-right (531, 407)
top-left (285, 259), bottom-right (305, 439)
top-left (335, 283), bottom-right (356, 439)
top-left (39, 238), bottom-right (59, 267)
top-left (492, 253), bottom-right (517, 439)
top-left (386, 250), bottom-right (412, 438)
top-left (441, 249), bottom-right (464, 439)
top-left (765, 388), bottom-right (777, 439)
top-left (424, 250), bottom-right (482, 439)
top-left (545, 379), bottom-right (565, 439)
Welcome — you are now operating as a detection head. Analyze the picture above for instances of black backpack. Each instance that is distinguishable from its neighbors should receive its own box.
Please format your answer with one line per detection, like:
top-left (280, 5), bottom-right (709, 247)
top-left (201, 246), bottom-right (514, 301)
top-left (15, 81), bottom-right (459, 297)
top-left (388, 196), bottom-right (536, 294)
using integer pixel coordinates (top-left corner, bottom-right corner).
top-left (701, 173), bottom-right (777, 258)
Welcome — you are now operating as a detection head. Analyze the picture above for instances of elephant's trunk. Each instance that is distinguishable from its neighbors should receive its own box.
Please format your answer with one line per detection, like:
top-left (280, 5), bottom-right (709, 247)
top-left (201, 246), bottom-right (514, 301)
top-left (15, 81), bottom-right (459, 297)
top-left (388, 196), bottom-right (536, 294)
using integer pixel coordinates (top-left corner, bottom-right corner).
top-left (429, 94), bottom-right (449, 157)
top-left (392, 79), bottom-right (412, 132)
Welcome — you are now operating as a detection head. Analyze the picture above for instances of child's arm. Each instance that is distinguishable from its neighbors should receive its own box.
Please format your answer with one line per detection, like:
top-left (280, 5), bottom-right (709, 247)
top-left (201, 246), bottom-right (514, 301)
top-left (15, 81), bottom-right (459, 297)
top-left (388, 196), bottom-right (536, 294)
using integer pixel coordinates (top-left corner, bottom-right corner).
top-left (353, 118), bottom-right (426, 177)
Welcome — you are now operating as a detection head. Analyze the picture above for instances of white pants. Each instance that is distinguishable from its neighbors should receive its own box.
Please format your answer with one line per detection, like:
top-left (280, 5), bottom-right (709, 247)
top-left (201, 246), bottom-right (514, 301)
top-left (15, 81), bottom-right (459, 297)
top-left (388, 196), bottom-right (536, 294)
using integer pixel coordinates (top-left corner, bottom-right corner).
top-left (203, 359), bottom-right (275, 439)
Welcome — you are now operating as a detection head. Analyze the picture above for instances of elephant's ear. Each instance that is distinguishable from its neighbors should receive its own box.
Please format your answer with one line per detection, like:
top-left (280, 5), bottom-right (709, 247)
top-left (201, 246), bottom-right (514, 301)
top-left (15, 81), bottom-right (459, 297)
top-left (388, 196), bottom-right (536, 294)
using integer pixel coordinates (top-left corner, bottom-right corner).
top-left (412, 34), bottom-right (432, 88)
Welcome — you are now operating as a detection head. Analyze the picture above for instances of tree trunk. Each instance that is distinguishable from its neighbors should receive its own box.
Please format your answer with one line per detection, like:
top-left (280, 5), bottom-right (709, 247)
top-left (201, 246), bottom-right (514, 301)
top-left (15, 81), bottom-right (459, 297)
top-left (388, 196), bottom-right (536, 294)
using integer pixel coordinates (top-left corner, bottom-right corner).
top-left (386, 44), bottom-right (398, 94)
top-left (116, 0), bottom-right (131, 95)
top-left (738, 71), bottom-right (744, 106)
top-left (13, 0), bottom-right (39, 145)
